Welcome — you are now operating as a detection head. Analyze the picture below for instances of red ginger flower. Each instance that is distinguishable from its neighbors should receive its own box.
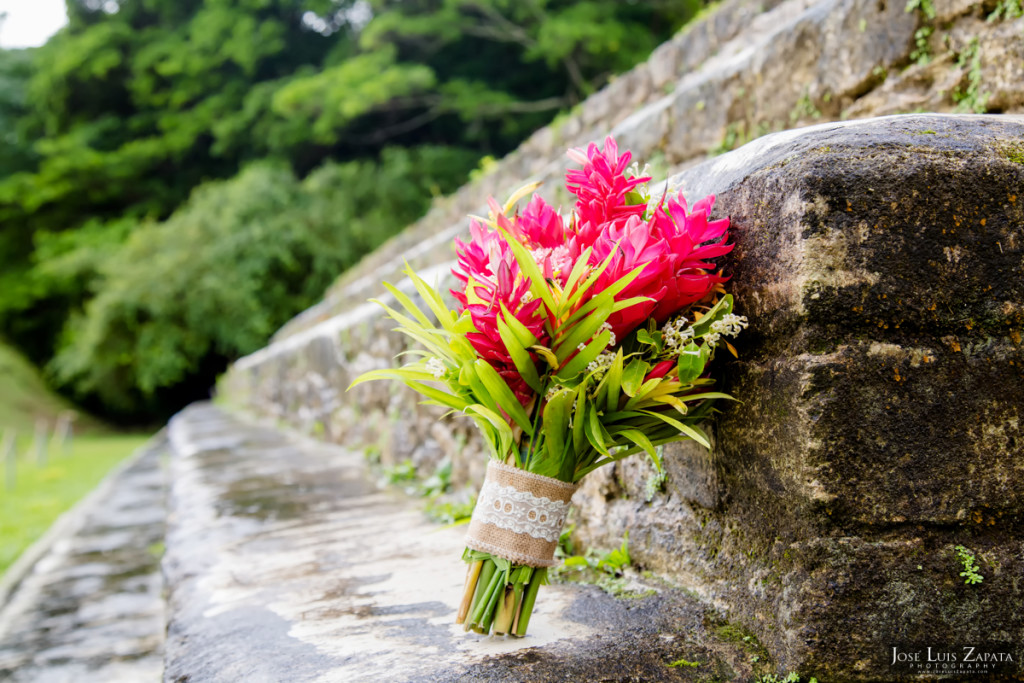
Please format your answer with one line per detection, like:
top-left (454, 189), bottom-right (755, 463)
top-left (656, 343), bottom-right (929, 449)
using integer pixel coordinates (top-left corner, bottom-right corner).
top-left (450, 135), bottom-right (732, 402)
top-left (580, 191), bottom-right (732, 341)
top-left (566, 136), bottom-right (650, 243)
top-left (452, 221), bottom-right (548, 405)
top-left (645, 193), bottom-right (732, 323)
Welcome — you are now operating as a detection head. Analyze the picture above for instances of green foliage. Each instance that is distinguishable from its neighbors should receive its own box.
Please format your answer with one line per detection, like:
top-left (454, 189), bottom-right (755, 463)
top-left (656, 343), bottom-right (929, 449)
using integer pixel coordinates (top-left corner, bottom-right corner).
top-left (757, 674), bottom-right (817, 683)
top-left (0, 341), bottom-right (92, 434)
top-left (645, 465), bottom-right (666, 501)
top-left (952, 38), bottom-right (990, 114)
top-left (423, 496), bottom-right (476, 525)
top-left (1, 0), bottom-right (710, 421)
top-left (905, 0), bottom-right (936, 19)
top-left (1, 432), bottom-right (151, 575)
top-left (910, 26), bottom-right (934, 65)
top-left (954, 544), bottom-right (984, 585)
top-left (0, 50), bottom-right (36, 179)
top-left (987, 0), bottom-right (1023, 21)
top-left (50, 147), bottom-right (473, 416)
top-left (789, 91), bottom-right (822, 123)
top-left (555, 533), bottom-right (651, 597)
top-left (381, 459), bottom-right (419, 486)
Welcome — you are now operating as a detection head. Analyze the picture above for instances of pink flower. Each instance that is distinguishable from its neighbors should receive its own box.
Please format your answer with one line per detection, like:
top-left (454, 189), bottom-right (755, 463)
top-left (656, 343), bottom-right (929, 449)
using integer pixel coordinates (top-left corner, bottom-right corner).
top-left (452, 221), bottom-right (548, 405)
top-left (559, 136), bottom-right (732, 343)
top-left (646, 194), bottom-right (732, 322)
top-left (566, 136), bottom-right (650, 242)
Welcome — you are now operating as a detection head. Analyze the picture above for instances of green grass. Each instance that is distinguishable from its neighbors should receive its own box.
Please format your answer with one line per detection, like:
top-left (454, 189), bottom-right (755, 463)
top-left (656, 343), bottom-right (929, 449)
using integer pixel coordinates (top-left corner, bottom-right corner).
top-left (0, 433), bottom-right (151, 576)
top-left (0, 339), bottom-right (150, 577)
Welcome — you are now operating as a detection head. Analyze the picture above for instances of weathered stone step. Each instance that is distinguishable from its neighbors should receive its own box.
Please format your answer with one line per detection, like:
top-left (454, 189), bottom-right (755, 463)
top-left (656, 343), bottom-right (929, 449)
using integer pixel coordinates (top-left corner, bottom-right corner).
top-left (0, 438), bottom-right (168, 682)
top-left (163, 403), bottom-right (764, 682)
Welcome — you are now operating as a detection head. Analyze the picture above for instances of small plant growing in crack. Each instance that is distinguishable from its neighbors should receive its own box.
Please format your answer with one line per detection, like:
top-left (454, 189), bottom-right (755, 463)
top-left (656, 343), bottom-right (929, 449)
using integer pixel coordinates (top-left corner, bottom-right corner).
top-left (955, 545), bottom-right (984, 585)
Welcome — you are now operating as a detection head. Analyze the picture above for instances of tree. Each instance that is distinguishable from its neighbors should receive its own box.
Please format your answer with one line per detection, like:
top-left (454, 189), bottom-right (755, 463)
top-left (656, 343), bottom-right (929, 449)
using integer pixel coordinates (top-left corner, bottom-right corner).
top-left (1, 0), bottom-right (704, 420)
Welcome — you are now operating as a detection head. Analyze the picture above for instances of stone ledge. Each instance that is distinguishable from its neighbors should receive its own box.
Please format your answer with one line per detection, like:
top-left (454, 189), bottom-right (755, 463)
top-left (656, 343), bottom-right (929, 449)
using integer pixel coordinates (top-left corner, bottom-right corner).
top-left (163, 404), bottom-right (764, 682)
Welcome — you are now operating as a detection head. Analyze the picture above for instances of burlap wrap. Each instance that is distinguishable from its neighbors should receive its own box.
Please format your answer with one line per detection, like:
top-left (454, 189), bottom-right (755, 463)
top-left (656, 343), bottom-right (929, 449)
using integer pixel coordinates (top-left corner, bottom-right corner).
top-left (465, 460), bottom-right (578, 567)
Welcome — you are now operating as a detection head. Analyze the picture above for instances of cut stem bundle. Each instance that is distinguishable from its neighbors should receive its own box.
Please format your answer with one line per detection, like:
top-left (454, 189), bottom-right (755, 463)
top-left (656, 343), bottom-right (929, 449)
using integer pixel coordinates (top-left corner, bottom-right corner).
top-left (456, 551), bottom-right (546, 637)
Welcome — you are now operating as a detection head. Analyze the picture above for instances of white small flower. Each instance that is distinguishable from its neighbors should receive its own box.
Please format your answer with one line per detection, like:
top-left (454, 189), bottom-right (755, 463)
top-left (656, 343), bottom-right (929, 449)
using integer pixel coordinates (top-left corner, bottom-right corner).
top-left (710, 313), bottom-right (749, 338)
top-left (626, 161), bottom-right (651, 178)
top-left (705, 332), bottom-right (721, 348)
top-left (586, 351), bottom-right (616, 378)
top-left (521, 290), bottom-right (535, 304)
top-left (600, 322), bottom-right (616, 348)
top-left (662, 317), bottom-right (694, 351)
top-left (425, 358), bottom-right (446, 378)
top-left (578, 343), bottom-right (587, 351)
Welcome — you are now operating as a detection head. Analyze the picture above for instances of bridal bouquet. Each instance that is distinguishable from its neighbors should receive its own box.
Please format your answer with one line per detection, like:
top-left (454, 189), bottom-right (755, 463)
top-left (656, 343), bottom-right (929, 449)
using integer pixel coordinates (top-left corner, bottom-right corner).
top-left (352, 137), bottom-right (744, 637)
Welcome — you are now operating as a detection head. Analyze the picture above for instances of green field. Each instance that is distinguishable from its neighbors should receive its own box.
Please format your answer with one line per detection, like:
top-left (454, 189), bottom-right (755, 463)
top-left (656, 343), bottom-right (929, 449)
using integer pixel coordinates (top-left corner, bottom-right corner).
top-left (0, 341), bottom-right (151, 576)
top-left (0, 434), bottom-right (152, 575)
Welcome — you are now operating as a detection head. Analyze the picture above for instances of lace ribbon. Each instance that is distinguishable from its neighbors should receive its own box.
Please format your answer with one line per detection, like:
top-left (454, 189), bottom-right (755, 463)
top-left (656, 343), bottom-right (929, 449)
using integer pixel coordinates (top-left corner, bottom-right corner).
top-left (465, 460), bottom-right (578, 567)
top-left (473, 480), bottom-right (570, 542)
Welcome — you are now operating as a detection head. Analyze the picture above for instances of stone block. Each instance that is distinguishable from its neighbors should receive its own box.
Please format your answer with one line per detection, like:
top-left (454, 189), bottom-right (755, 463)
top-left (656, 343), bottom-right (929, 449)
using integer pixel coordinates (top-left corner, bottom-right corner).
top-left (574, 114), bottom-right (1024, 679)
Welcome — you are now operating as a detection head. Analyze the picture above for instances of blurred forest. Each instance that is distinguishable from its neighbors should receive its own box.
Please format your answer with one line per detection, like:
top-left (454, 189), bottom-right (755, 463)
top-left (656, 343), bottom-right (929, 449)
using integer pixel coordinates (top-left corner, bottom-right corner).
top-left (0, 0), bottom-right (704, 423)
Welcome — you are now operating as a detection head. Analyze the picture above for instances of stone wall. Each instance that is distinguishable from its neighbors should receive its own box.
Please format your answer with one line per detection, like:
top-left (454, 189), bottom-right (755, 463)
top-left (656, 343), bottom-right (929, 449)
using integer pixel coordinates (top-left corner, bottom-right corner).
top-left (272, 0), bottom-right (1024, 341)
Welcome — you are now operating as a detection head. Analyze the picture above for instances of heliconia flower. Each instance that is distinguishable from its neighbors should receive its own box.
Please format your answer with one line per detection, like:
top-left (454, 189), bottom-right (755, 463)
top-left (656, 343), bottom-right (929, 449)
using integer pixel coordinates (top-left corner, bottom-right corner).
top-left (566, 136), bottom-right (650, 242)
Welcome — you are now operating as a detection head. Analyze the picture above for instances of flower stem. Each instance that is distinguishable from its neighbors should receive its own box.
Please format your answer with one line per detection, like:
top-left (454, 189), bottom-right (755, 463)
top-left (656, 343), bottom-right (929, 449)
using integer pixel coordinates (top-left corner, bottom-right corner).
top-left (492, 584), bottom-right (517, 635)
top-left (477, 569), bottom-right (505, 632)
top-left (513, 568), bottom-right (546, 637)
top-left (456, 560), bottom-right (483, 624)
top-left (465, 559), bottom-right (496, 632)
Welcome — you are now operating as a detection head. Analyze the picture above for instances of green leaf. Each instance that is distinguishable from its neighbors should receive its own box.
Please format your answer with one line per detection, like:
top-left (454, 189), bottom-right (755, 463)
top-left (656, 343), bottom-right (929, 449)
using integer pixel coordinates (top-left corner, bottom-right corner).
top-left (691, 294), bottom-right (733, 337)
top-left (559, 246), bottom-right (595, 309)
top-left (404, 262), bottom-right (459, 334)
top-left (558, 246), bottom-right (616, 316)
top-left (382, 281), bottom-right (435, 329)
top-left (499, 303), bottom-right (539, 349)
top-left (557, 265), bottom-right (646, 331)
top-left (634, 325), bottom-right (665, 353)
top-left (555, 329), bottom-right (611, 381)
top-left (555, 300), bottom-right (612, 363)
top-left (617, 428), bottom-right (658, 466)
top-left (472, 359), bottom-right (534, 434)
top-left (466, 405), bottom-right (515, 459)
top-left (584, 403), bottom-right (611, 456)
top-left (639, 410), bottom-right (711, 448)
top-left (496, 315), bottom-right (543, 395)
top-left (620, 359), bottom-right (649, 397)
top-left (542, 389), bottom-right (573, 463)
top-left (677, 342), bottom-right (707, 384)
top-left (503, 236), bottom-right (558, 316)
top-left (406, 380), bottom-right (471, 411)
top-left (572, 381), bottom-right (587, 455)
top-left (603, 349), bottom-right (624, 412)
top-left (347, 366), bottom-right (437, 389)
